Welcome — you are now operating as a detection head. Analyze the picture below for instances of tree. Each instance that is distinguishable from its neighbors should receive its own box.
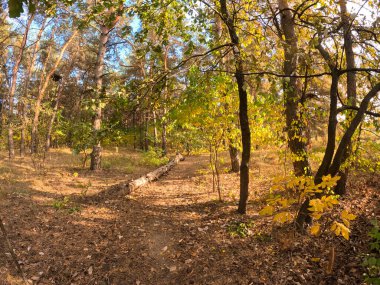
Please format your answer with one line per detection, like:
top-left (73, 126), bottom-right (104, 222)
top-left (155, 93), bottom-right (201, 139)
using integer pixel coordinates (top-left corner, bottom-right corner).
top-left (6, 12), bottom-right (34, 158)
top-left (90, 1), bottom-right (123, 170)
top-left (218, 0), bottom-right (251, 214)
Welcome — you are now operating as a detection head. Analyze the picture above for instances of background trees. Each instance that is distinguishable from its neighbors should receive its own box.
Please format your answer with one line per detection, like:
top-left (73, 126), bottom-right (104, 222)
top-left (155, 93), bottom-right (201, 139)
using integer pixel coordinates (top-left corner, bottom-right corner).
top-left (1, 0), bottom-right (379, 223)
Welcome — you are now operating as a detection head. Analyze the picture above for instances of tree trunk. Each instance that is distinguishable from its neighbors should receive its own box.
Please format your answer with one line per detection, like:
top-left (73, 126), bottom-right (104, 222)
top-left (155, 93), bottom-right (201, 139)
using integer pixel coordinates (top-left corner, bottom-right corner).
top-left (229, 145), bottom-right (240, 173)
top-left (144, 112), bottom-right (149, 151)
top-left (153, 110), bottom-right (158, 148)
top-left (90, 24), bottom-right (110, 170)
top-left (161, 120), bottom-right (167, 155)
top-left (31, 30), bottom-right (77, 153)
top-left (7, 13), bottom-right (34, 159)
top-left (335, 0), bottom-right (357, 195)
top-left (20, 18), bottom-right (46, 157)
top-left (278, 0), bottom-right (311, 176)
top-left (296, 70), bottom-right (340, 229)
top-left (46, 79), bottom-right (64, 152)
top-left (219, 0), bottom-right (251, 214)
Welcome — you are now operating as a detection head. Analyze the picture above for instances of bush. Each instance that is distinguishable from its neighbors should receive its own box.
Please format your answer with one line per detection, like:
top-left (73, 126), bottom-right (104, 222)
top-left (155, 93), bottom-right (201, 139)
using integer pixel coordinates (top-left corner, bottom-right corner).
top-left (142, 148), bottom-right (169, 167)
top-left (363, 220), bottom-right (380, 284)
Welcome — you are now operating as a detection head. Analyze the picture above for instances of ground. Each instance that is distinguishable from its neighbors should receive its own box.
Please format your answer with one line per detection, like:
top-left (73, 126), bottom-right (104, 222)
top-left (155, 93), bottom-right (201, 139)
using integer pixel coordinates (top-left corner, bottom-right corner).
top-left (0, 148), bottom-right (378, 285)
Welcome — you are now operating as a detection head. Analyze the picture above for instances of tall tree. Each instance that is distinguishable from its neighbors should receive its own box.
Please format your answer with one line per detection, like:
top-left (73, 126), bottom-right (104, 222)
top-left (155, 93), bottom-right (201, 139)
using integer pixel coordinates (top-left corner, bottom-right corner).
top-left (334, 0), bottom-right (357, 195)
top-left (30, 29), bottom-right (77, 153)
top-left (218, 0), bottom-right (251, 214)
top-left (278, 0), bottom-right (311, 176)
top-left (90, 5), bottom-right (122, 170)
top-left (7, 12), bottom-right (34, 158)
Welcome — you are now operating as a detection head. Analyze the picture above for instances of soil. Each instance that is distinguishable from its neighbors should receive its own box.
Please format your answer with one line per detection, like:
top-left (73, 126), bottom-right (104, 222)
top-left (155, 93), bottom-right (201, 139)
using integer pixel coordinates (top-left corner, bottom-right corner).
top-left (0, 149), bottom-right (378, 285)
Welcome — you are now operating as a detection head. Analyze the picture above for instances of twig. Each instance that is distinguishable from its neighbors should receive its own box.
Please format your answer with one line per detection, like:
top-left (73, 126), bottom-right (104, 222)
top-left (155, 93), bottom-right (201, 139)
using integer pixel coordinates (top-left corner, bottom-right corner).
top-left (0, 215), bottom-right (30, 284)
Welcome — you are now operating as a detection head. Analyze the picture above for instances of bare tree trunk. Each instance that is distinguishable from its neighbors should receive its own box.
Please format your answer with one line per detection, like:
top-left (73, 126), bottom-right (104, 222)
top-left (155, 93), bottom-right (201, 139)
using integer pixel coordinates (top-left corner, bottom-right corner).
top-left (20, 18), bottom-right (46, 157)
top-left (278, 0), bottom-right (311, 176)
top-left (46, 79), bottom-right (64, 152)
top-left (90, 24), bottom-right (110, 170)
top-left (161, 48), bottom-right (169, 156)
top-left (335, 0), bottom-right (357, 195)
top-left (229, 145), bottom-right (240, 173)
top-left (144, 112), bottom-right (149, 151)
top-left (161, 120), bottom-right (167, 155)
top-left (7, 13), bottom-right (34, 159)
top-left (133, 112), bottom-right (137, 150)
top-left (31, 30), bottom-right (77, 153)
top-left (153, 110), bottom-right (158, 148)
top-left (219, 0), bottom-right (251, 214)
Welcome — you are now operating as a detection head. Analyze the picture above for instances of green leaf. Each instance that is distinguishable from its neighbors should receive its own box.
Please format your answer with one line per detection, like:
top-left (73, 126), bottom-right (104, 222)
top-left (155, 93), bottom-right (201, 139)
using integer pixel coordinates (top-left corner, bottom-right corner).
top-left (8, 0), bottom-right (25, 18)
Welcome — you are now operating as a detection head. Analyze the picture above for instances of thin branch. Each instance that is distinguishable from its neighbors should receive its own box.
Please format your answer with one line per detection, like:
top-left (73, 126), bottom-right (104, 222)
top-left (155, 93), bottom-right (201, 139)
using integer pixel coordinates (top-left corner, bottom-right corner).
top-left (337, 105), bottom-right (380, 117)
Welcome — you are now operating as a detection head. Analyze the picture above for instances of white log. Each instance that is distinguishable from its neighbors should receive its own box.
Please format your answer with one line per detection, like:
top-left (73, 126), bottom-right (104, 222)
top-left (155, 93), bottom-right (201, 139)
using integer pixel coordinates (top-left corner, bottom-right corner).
top-left (128, 153), bottom-right (184, 192)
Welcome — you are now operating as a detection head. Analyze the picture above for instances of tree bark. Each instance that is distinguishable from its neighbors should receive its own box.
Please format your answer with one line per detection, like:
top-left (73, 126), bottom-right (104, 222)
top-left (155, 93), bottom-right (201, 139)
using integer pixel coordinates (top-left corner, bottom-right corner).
top-left (278, 0), bottom-right (311, 176)
top-left (7, 13), bottom-right (34, 159)
top-left (90, 24), bottom-right (110, 170)
top-left (335, 0), bottom-right (357, 195)
top-left (219, 0), bottom-right (251, 214)
top-left (229, 145), bottom-right (240, 173)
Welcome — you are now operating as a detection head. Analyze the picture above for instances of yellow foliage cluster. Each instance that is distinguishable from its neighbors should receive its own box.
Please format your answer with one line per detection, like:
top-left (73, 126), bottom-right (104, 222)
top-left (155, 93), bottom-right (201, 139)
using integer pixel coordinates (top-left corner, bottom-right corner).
top-left (259, 174), bottom-right (357, 240)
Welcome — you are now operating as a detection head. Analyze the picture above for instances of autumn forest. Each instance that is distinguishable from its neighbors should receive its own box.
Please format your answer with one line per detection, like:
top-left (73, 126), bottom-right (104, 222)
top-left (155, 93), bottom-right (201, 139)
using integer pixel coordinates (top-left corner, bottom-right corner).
top-left (0, 0), bottom-right (379, 284)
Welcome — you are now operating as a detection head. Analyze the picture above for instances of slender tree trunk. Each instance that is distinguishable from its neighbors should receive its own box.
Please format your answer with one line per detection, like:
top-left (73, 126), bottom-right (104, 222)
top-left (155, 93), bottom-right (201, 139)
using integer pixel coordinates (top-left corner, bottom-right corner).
top-left (278, 0), bottom-right (311, 176)
top-left (153, 110), bottom-right (158, 148)
top-left (7, 13), bottom-right (34, 159)
top-left (161, 119), bottom-right (167, 155)
top-left (335, 0), bottom-right (357, 195)
top-left (144, 112), bottom-right (149, 151)
top-left (46, 80), bottom-right (64, 152)
top-left (133, 112), bottom-right (136, 150)
top-left (219, 0), bottom-right (251, 214)
top-left (31, 30), bottom-right (77, 153)
top-left (20, 103), bottom-right (26, 157)
top-left (139, 113), bottom-right (144, 150)
top-left (296, 70), bottom-right (340, 229)
top-left (161, 48), bottom-right (169, 156)
top-left (20, 18), bottom-right (46, 157)
top-left (229, 145), bottom-right (240, 173)
top-left (214, 14), bottom-right (240, 173)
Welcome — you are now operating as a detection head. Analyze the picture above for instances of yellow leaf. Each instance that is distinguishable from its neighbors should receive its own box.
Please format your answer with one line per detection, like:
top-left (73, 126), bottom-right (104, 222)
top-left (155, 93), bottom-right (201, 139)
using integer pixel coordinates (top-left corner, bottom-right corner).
top-left (278, 198), bottom-right (289, 208)
top-left (273, 212), bottom-right (292, 223)
top-left (310, 223), bottom-right (320, 236)
top-left (311, 212), bottom-right (322, 220)
top-left (311, 257), bottom-right (320, 262)
top-left (340, 223), bottom-right (350, 240)
top-left (341, 210), bottom-right (356, 221)
top-left (259, 205), bottom-right (274, 216)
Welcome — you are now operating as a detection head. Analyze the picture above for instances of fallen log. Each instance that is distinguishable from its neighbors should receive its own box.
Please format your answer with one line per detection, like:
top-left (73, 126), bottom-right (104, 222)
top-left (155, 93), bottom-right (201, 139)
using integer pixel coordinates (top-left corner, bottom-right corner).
top-left (129, 153), bottom-right (184, 192)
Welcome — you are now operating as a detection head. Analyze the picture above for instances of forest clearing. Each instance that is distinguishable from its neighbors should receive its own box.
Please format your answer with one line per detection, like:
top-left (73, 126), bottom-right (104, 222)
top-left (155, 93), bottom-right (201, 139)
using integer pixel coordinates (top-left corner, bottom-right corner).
top-left (1, 0), bottom-right (380, 284)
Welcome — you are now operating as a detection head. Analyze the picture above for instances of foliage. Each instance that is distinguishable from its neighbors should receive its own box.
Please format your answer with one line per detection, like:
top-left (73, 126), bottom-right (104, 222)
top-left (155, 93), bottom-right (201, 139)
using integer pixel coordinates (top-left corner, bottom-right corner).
top-left (51, 196), bottom-right (70, 210)
top-left (259, 174), bottom-right (357, 240)
top-left (142, 148), bottom-right (169, 167)
top-left (52, 196), bottom-right (81, 213)
top-left (228, 221), bottom-right (252, 238)
top-left (363, 220), bottom-right (380, 284)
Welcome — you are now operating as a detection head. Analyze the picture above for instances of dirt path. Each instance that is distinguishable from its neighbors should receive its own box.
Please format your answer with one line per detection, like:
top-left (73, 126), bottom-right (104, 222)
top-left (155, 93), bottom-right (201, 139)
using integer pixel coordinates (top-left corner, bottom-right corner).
top-left (0, 153), bottom-right (377, 285)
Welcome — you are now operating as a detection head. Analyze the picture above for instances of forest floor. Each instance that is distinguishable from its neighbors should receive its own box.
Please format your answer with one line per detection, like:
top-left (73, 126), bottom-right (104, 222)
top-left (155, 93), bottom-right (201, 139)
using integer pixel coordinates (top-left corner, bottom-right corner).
top-left (0, 148), bottom-right (379, 285)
